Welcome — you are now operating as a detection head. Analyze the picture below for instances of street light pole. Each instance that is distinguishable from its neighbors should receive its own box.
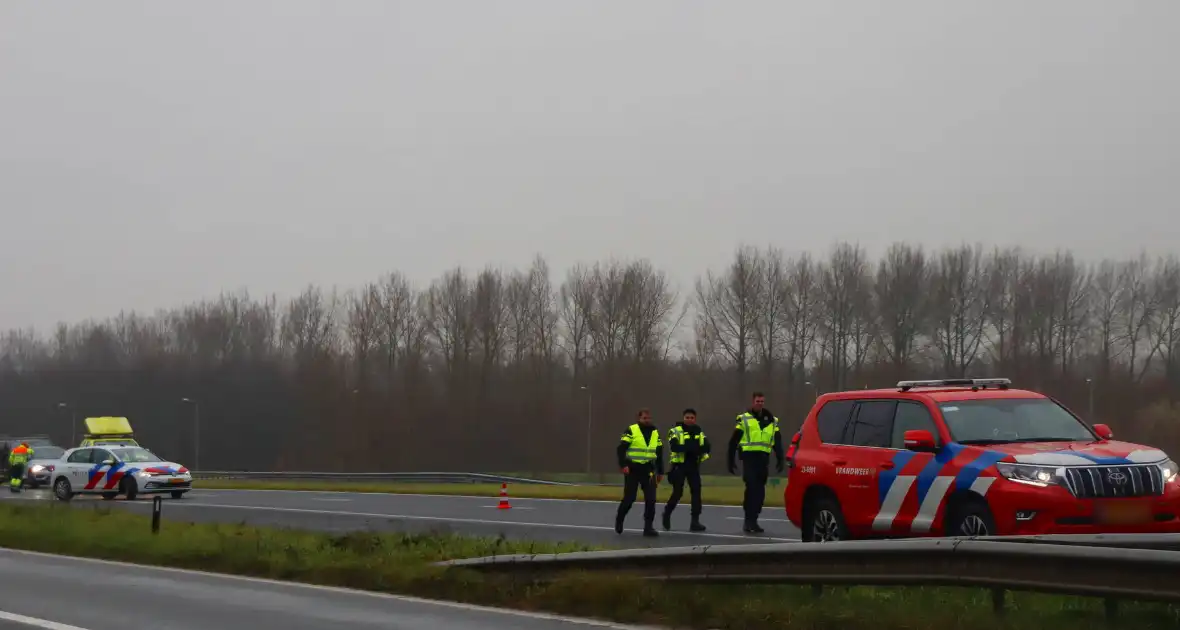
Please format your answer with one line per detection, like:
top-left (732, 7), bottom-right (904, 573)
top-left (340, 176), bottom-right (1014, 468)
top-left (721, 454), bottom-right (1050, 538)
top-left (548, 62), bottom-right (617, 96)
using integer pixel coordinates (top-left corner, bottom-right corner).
top-left (805, 381), bottom-right (818, 401)
top-left (58, 402), bottom-right (73, 445)
top-left (182, 398), bottom-right (200, 471)
top-left (1086, 378), bottom-right (1094, 419)
top-left (580, 385), bottom-right (592, 475)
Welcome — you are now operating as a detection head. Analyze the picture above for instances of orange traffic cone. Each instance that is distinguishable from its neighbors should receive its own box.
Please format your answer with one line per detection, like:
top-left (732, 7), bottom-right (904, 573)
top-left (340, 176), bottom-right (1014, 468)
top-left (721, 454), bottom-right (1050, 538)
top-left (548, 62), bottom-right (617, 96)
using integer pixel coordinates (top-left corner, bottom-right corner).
top-left (497, 482), bottom-right (512, 509)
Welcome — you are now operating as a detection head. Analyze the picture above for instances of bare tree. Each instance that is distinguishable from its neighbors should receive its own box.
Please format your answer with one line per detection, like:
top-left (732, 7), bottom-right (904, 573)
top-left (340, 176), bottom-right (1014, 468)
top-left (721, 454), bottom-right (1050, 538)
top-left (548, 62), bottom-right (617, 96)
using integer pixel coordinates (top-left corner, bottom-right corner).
top-left (346, 283), bottom-right (382, 383)
top-left (928, 245), bottom-right (990, 377)
top-left (471, 267), bottom-right (509, 387)
top-left (874, 243), bottom-right (928, 374)
top-left (280, 285), bottom-right (338, 365)
top-left (782, 253), bottom-right (821, 384)
top-left (1116, 255), bottom-right (1158, 382)
top-left (695, 249), bottom-right (761, 386)
top-left (376, 271), bottom-right (419, 378)
top-left (1151, 256), bottom-right (1180, 394)
top-left (423, 267), bottom-right (474, 381)
top-left (558, 263), bottom-right (595, 381)
top-left (818, 243), bottom-right (871, 389)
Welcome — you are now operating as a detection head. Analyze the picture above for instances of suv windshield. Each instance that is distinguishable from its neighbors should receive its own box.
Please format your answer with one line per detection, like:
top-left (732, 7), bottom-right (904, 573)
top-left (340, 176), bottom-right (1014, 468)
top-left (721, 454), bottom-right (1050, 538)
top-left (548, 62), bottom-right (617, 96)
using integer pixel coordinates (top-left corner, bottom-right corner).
top-left (110, 447), bottom-right (162, 463)
top-left (939, 398), bottom-right (1095, 444)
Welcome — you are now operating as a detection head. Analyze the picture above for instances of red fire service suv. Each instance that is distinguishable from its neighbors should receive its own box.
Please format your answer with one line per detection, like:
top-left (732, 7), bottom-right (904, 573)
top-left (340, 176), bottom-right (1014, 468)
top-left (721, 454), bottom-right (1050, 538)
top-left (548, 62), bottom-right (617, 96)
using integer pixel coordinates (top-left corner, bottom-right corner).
top-left (784, 378), bottom-right (1180, 541)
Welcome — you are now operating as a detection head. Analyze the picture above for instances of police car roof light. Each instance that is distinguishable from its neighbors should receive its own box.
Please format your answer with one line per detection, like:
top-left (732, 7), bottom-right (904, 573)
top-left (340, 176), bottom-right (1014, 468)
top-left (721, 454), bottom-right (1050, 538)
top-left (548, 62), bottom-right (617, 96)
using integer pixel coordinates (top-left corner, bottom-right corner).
top-left (897, 378), bottom-right (1011, 392)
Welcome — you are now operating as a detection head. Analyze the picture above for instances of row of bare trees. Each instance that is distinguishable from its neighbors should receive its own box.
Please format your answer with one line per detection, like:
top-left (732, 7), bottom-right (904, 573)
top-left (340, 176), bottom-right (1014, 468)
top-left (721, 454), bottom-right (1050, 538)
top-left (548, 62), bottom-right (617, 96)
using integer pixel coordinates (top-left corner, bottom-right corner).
top-left (3, 243), bottom-right (1180, 472)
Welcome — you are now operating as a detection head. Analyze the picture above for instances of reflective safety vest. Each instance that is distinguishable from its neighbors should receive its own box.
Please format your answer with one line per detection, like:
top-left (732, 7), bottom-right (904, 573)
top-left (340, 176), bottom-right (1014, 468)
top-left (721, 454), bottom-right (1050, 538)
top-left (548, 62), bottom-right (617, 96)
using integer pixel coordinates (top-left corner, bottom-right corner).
top-left (736, 413), bottom-right (779, 454)
top-left (622, 423), bottom-right (661, 464)
top-left (668, 426), bottom-right (709, 464)
top-left (8, 446), bottom-right (31, 466)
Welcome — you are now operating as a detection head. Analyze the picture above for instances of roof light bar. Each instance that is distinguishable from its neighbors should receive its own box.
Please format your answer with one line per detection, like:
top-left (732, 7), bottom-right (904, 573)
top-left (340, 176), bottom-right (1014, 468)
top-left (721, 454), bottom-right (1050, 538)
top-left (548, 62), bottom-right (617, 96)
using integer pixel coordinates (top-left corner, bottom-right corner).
top-left (897, 378), bottom-right (1011, 392)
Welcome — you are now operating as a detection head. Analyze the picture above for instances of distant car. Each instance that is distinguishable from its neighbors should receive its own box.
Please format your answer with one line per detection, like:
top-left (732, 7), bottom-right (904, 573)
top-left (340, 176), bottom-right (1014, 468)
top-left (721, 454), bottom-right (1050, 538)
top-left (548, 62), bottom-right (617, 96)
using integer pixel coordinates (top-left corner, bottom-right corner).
top-left (24, 445), bottom-right (66, 489)
top-left (51, 445), bottom-right (192, 501)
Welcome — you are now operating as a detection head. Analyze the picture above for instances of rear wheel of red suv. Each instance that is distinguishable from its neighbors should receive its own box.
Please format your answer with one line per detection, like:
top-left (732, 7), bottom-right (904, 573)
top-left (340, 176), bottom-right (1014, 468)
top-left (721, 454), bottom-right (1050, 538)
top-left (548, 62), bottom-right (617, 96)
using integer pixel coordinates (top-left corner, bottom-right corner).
top-left (944, 498), bottom-right (996, 537)
top-left (801, 496), bottom-right (850, 542)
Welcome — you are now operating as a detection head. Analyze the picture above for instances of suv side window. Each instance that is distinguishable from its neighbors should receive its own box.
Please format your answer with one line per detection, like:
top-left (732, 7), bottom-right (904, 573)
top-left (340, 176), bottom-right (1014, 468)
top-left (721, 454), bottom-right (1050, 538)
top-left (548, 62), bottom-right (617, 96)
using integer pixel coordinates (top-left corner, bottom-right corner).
top-left (847, 401), bottom-right (897, 448)
top-left (67, 449), bottom-right (92, 464)
top-left (891, 401), bottom-right (940, 449)
top-left (816, 400), bottom-right (855, 443)
top-left (91, 449), bottom-right (113, 464)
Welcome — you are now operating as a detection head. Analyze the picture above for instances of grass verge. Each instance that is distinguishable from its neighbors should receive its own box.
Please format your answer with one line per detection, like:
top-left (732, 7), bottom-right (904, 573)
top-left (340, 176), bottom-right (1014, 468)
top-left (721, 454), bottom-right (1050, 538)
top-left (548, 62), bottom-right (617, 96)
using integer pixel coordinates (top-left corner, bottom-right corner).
top-left (1, 502), bottom-right (1177, 629)
top-left (196, 478), bottom-right (767, 506)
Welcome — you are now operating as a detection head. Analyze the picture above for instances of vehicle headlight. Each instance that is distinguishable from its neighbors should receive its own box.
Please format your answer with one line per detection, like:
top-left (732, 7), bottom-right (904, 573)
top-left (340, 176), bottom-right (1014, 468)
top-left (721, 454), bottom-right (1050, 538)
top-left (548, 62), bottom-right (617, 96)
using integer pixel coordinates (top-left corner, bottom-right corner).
top-left (1159, 459), bottom-right (1178, 484)
top-left (137, 471), bottom-right (151, 479)
top-left (995, 462), bottom-right (1061, 487)
top-left (29, 465), bottom-right (44, 473)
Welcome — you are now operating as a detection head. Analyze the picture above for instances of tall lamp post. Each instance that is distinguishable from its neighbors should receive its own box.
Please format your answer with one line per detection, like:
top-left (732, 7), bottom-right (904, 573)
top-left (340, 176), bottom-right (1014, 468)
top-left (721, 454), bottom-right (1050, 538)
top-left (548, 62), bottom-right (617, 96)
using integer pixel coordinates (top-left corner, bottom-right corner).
top-left (181, 398), bottom-right (200, 471)
top-left (1085, 378), bottom-right (1095, 419)
top-left (580, 385), bottom-right (592, 476)
top-left (804, 381), bottom-right (819, 401)
top-left (58, 402), bottom-right (75, 445)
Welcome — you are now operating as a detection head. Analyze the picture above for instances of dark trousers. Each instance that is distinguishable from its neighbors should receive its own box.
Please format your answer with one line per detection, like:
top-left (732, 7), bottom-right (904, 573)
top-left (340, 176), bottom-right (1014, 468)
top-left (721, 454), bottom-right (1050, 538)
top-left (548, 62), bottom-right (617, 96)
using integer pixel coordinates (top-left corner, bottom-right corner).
top-left (617, 465), bottom-right (657, 528)
top-left (741, 452), bottom-right (770, 522)
top-left (665, 464), bottom-right (702, 518)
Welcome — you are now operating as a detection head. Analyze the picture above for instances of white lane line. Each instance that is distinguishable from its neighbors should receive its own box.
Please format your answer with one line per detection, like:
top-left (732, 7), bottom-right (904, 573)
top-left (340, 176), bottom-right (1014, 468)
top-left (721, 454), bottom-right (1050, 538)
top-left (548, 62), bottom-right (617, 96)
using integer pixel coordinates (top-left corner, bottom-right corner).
top-left (310, 498), bottom-right (352, 502)
top-left (724, 517), bottom-right (792, 523)
top-left (193, 487), bottom-right (755, 509)
top-left (0, 610), bottom-right (90, 630)
top-left (129, 501), bottom-right (794, 542)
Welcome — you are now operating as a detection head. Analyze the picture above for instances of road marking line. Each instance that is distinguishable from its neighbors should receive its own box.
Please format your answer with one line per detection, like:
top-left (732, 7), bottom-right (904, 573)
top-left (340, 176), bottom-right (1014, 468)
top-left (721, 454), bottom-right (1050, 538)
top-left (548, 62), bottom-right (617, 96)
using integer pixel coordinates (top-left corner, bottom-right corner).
top-left (724, 517), bottom-right (791, 523)
top-left (132, 501), bottom-right (794, 541)
top-left (194, 488), bottom-right (752, 508)
top-left (310, 498), bottom-right (352, 502)
top-left (0, 548), bottom-right (669, 629)
top-left (0, 610), bottom-right (90, 630)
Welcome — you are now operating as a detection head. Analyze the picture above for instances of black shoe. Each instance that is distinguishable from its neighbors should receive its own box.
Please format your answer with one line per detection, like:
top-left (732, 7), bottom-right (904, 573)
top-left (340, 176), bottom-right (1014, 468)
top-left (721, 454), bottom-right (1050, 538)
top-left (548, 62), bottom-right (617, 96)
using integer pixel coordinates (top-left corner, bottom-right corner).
top-left (615, 516), bottom-right (624, 534)
top-left (689, 520), bottom-right (706, 532)
top-left (662, 511), bottom-right (672, 531)
top-left (750, 522), bottom-right (765, 533)
top-left (642, 528), bottom-right (659, 537)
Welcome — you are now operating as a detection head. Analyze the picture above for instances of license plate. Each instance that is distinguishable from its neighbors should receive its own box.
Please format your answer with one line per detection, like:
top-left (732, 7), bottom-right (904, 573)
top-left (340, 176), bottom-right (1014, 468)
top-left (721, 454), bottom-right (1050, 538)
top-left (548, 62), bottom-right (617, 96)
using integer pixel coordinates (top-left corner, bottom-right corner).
top-left (1094, 501), bottom-right (1152, 525)
top-left (169, 478), bottom-right (184, 484)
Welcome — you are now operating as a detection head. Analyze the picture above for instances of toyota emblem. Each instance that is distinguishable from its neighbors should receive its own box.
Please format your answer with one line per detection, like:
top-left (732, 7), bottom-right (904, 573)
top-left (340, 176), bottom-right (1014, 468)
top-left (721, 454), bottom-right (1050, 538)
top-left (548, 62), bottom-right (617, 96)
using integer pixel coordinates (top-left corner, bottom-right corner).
top-left (1107, 471), bottom-right (1128, 485)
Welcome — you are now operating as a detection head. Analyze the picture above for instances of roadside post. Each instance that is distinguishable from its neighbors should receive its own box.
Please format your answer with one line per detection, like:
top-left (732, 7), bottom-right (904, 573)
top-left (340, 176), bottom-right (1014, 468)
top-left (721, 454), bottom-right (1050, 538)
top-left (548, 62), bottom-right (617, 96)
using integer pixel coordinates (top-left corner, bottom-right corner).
top-left (151, 496), bottom-right (162, 534)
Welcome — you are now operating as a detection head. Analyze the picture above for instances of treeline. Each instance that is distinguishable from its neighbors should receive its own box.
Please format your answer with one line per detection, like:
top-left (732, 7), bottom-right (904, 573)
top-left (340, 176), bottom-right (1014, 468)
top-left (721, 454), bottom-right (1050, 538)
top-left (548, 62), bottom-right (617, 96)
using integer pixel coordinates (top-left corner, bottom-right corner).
top-left (2, 243), bottom-right (1179, 472)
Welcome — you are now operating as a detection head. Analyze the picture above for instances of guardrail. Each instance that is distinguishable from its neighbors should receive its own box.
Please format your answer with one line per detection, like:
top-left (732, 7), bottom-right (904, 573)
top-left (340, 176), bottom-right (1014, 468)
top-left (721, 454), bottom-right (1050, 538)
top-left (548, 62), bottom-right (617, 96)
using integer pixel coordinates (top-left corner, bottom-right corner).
top-left (440, 535), bottom-right (1180, 617)
top-left (190, 471), bottom-right (579, 486)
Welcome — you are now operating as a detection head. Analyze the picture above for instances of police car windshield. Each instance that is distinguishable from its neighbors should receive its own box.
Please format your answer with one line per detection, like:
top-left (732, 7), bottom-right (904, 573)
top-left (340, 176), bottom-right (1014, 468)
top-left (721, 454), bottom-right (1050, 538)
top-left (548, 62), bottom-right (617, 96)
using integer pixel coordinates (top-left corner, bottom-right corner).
top-left (940, 398), bottom-right (1095, 444)
top-left (110, 447), bottom-right (162, 463)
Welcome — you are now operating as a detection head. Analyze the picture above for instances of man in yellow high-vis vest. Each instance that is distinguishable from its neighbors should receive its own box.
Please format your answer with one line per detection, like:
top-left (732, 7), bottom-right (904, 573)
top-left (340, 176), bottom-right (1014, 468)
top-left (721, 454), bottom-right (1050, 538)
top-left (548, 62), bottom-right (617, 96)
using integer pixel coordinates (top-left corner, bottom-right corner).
top-left (662, 408), bottom-right (710, 532)
top-left (727, 392), bottom-right (784, 533)
top-left (8, 442), bottom-right (32, 492)
top-left (614, 408), bottom-right (663, 537)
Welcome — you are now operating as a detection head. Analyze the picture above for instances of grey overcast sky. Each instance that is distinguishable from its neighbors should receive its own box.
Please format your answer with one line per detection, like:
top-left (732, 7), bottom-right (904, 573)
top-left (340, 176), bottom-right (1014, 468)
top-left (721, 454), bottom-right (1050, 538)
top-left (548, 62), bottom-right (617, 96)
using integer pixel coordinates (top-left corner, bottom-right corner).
top-left (2, 1), bottom-right (1178, 330)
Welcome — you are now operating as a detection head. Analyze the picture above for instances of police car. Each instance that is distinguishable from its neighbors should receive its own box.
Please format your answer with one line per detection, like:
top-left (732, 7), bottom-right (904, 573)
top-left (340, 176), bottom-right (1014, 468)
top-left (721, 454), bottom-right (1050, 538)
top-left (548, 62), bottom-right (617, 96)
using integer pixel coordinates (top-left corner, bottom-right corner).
top-left (51, 444), bottom-right (192, 501)
top-left (784, 378), bottom-right (1180, 541)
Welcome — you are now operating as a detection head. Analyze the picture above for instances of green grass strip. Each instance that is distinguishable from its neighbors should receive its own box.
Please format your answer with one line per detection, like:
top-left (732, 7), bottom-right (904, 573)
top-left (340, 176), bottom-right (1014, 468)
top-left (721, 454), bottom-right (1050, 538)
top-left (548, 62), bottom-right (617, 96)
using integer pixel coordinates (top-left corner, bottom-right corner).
top-left (1, 502), bottom-right (1177, 629)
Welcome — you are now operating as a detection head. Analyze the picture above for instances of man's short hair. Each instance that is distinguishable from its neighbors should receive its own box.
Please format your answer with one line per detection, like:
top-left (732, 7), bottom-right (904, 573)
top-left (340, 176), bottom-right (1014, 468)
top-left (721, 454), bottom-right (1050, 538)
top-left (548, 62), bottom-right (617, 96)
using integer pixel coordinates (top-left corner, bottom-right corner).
top-left (636, 407), bottom-right (651, 417)
top-left (751, 391), bottom-right (765, 399)
top-left (682, 408), bottom-right (697, 416)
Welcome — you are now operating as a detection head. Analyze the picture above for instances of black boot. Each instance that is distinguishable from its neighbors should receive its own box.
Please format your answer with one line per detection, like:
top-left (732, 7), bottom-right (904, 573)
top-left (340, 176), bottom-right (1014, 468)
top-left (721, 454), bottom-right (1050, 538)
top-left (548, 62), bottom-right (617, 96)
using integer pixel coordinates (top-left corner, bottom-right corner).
top-left (661, 509), bottom-right (672, 531)
top-left (689, 516), bottom-right (706, 532)
top-left (615, 512), bottom-right (625, 534)
top-left (642, 525), bottom-right (660, 537)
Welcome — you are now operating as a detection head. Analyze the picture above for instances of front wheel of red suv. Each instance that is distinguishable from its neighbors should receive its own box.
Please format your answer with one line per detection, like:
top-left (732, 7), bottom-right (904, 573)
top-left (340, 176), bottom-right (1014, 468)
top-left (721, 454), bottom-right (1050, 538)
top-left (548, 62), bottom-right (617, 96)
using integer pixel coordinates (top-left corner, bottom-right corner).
top-left (944, 499), bottom-right (996, 537)
top-left (802, 496), bottom-right (850, 542)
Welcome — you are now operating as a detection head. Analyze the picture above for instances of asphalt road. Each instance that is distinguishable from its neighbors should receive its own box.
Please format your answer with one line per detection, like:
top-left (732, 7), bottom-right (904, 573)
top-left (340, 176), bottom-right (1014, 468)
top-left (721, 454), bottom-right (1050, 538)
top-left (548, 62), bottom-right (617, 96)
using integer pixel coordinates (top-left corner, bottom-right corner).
top-left (0, 548), bottom-right (649, 629)
top-left (3, 487), bottom-right (802, 547)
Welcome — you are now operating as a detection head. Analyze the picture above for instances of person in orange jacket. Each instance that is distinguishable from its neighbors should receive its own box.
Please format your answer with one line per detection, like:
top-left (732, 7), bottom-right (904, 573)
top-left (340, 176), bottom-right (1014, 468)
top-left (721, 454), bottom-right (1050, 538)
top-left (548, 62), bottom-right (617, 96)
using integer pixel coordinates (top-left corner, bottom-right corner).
top-left (8, 442), bottom-right (33, 492)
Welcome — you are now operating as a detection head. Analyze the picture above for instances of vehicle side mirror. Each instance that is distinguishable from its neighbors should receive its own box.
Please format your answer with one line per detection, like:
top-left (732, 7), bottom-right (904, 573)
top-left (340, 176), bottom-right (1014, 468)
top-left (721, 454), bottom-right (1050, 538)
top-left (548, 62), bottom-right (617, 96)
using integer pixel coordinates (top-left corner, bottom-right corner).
top-left (1093, 424), bottom-right (1113, 440)
top-left (101, 459), bottom-right (115, 466)
top-left (903, 430), bottom-right (937, 452)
